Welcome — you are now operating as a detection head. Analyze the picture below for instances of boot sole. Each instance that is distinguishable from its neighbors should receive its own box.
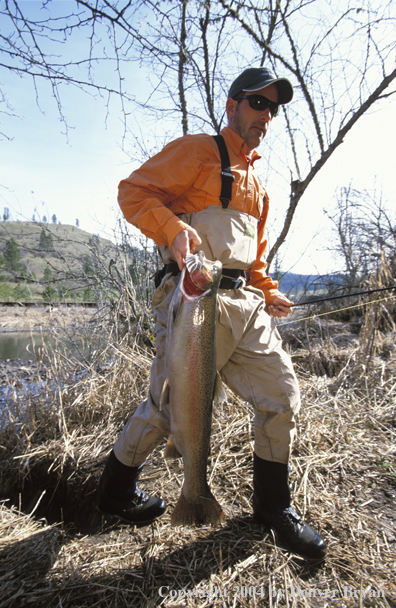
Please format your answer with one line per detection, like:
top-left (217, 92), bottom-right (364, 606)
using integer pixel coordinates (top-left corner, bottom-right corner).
top-left (97, 505), bottom-right (166, 528)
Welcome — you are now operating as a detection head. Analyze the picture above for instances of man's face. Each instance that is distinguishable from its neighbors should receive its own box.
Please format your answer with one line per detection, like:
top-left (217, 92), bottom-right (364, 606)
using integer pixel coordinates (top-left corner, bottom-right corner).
top-left (226, 83), bottom-right (279, 153)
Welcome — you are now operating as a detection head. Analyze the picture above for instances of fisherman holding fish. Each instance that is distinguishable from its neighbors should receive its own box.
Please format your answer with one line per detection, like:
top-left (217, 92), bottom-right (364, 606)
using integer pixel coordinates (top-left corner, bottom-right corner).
top-left (98, 67), bottom-right (326, 561)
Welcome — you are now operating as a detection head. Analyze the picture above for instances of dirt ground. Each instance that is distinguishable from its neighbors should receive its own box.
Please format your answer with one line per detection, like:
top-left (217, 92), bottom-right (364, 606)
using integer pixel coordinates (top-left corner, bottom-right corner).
top-left (0, 304), bottom-right (97, 333)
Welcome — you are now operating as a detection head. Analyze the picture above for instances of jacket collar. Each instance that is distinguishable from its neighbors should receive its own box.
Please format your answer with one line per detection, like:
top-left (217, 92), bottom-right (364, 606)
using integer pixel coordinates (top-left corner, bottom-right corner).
top-left (220, 126), bottom-right (262, 164)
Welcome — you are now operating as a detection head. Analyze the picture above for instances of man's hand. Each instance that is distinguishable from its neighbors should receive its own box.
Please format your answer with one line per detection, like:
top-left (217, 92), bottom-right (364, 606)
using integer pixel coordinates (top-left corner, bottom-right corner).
top-left (171, 227), bottom-right (202, 271)
top-left (267, 294), bottom-right (294, 318)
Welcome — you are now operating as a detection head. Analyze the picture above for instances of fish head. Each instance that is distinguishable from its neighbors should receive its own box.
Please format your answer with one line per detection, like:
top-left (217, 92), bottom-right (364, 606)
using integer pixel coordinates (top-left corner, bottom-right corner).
top-left (182, 252), bottom-right (222, 299)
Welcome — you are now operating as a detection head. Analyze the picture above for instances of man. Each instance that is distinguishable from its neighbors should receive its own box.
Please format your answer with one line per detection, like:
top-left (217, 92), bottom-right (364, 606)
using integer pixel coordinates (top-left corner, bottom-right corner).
top-left (98, 67), bottom-right (326, 561)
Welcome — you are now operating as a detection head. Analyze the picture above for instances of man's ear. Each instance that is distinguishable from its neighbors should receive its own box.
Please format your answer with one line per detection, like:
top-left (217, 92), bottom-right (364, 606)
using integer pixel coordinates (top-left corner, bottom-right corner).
top-left (226, 97), bottom-right (238, 122)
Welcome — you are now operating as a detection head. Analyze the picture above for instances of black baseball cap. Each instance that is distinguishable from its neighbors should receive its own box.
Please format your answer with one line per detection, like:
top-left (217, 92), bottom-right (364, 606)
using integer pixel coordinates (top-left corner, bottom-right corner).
top-left (228, 67), bottom-right (293, 104)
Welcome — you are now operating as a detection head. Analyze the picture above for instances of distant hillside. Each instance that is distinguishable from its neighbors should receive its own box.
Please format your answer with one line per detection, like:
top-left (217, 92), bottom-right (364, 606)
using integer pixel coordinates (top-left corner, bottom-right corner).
top-left (277, 271), bottom-right (345, 301)
top-left (0, 220), bottom-right (343, 304)
top-left (0, 221), bottom-right (115, 262)
top-left (0, 221), bottom-right (119, 302)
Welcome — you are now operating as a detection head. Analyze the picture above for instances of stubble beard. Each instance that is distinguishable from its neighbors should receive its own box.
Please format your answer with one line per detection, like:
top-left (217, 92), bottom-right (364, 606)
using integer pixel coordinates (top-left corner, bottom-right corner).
top-left (233, 111), bottom-right (267, 152)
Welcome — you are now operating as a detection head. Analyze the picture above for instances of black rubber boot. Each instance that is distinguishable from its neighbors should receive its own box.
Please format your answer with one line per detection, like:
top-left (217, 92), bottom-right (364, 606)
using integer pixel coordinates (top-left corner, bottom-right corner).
top-left (97, 450), bottom-right (166, 526)
top-left (253, 453), bottom-right (326, 561)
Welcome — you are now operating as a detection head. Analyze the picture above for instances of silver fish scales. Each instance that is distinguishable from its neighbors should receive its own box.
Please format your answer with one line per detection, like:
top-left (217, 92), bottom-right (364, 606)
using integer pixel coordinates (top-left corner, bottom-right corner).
top-left (162, 251), bottom-right (225, 526)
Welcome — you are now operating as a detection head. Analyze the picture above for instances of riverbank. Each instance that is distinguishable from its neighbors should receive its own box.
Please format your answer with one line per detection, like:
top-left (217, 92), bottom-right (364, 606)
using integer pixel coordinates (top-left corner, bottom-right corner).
top-left (0, 306), bottom-right (395, 607)
top-left (0, 303), bottom-right (97, 333)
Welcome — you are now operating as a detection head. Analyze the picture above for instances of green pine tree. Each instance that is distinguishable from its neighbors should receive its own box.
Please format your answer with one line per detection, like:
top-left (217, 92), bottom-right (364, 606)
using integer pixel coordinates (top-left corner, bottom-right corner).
top-left (43, 265), bottom-right (53, 282)
top-left (3, 237), bottom-right (23, 273)
top-left (39, 229), bottom-right (54, 252)
top-left (42, 284), bottom-right (57, 302)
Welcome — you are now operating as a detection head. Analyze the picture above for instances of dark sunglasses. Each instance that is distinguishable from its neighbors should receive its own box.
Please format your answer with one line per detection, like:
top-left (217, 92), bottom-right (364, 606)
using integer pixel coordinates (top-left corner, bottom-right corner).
top-left (234, 94), bottom-right (279, 117)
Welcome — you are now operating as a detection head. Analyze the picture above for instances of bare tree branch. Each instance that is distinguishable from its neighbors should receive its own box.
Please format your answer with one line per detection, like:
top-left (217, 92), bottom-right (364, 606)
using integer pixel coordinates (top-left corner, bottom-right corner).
top-left (267, 67), bottom-right (396, 266)
top-left (178, 0), bottom-right (189, 135)
top-left (1, 0), bottom-right (395, 267)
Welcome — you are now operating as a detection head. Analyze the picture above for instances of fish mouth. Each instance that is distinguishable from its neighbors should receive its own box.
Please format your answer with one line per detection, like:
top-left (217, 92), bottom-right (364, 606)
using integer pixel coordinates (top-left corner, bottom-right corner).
top-left (182, 252), bottom-right (222, 298)
top-left (183, 269), bottom-right (208, 297)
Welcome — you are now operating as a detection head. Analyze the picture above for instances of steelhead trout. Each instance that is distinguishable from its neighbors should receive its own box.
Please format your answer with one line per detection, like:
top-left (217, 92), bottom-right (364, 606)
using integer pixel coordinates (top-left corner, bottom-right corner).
top-left (162, 251), bottom-right (225, 526)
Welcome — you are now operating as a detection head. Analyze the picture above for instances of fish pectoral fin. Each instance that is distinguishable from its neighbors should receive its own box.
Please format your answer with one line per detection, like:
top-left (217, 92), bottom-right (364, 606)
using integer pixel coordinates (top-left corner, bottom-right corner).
top-left (213, 372), bottom-right (226, 406)
top-left (164, 435), bottom-right (182, 459)
top-left (159, 379), bottom-right (170, 411)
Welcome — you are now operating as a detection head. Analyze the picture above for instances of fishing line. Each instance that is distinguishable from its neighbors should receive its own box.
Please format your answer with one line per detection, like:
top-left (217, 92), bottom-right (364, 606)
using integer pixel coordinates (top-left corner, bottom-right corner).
top-left (278, 293), bottom-right (396, 326)
top-left (292, 284), bottom-right (396, 308)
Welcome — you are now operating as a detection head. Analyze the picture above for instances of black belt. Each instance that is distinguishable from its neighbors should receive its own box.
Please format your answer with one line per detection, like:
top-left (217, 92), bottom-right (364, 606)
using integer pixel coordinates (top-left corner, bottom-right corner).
top-left (154, 263), bottom-right (245, 290)
top-left (220, 268), bottom-right (245, 289)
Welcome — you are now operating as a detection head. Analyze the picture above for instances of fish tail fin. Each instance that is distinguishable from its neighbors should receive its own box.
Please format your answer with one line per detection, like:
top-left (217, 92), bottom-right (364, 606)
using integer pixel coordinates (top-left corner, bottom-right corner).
top-left (164, 436), bottom-right (182, 459)
top-left (171, 490), bottom-right (225, 527)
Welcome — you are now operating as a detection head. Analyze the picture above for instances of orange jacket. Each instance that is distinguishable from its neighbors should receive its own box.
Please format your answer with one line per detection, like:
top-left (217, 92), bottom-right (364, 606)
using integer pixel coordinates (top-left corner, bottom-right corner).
top-left (118, 126), bottom-right (280, 303)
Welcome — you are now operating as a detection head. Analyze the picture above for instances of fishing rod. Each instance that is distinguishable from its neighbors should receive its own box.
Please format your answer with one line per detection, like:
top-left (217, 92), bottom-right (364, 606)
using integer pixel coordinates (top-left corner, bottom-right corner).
top-left (292, 284), bottom-right (396, 308)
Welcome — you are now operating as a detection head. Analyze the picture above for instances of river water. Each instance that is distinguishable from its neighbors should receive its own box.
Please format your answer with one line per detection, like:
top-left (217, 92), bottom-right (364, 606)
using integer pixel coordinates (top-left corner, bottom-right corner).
top-left (1, 331), bottom-right (56, 361)
top-left (0, 330), bottom-right (107, 414)
top-left (0, 330), bottom-right (106, 362)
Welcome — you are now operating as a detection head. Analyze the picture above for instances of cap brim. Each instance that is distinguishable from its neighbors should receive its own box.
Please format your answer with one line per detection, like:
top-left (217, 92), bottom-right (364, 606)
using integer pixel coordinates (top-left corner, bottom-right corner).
top-left (244, 77), bottom-right (293, 104)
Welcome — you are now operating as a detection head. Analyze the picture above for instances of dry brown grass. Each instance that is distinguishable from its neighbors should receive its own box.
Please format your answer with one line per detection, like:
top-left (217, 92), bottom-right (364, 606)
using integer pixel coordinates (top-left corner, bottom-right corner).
top-left (0, 298), bottom-right (395, 607)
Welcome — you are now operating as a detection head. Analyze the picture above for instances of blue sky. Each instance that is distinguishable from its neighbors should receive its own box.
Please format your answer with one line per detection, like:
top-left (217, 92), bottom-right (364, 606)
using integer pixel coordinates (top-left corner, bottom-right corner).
top-left (1, 65), bottom-right (135, 235)
top-left (1, 3), bottom-right (395, 276)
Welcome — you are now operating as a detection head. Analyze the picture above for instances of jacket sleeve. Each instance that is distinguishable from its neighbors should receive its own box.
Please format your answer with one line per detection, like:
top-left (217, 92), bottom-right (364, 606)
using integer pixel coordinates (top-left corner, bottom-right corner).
top-left (118, 138), bottom-right (199, 249)
top-left (246, 190), bottom-right (281, 305)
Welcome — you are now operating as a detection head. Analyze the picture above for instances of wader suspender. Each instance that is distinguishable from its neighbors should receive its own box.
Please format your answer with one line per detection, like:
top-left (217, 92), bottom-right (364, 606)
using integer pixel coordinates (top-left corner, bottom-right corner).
top-left (213, 134), bottom-right (234, 209)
